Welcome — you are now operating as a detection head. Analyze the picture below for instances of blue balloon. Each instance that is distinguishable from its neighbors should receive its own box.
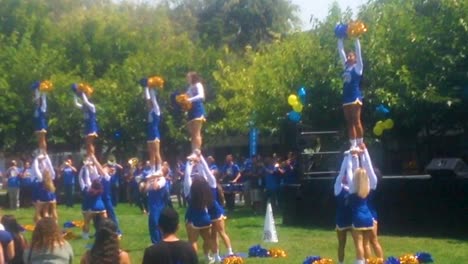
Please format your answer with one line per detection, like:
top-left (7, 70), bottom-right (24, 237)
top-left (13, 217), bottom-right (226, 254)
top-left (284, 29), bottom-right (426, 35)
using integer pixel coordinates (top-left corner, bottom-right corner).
top-left (376, 104), bottom-right (390, 115)
top-left (335, 23), bottom-right (348, 38)
top-left (287, 111), bottom-right (301, 122)
top-left (31, 81), bottom-right (40, 90)
top-left (298, 87), bottom-right (306, 104)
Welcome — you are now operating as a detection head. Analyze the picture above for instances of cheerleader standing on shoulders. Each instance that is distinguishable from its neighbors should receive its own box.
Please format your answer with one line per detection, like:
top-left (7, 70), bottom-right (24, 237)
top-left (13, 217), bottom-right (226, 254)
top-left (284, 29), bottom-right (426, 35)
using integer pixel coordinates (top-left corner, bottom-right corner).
top-left (345, 155), bottom-right (377, 264)
top-left (338, 37), bottom-right (365, 151)
top-left (144, 168), bottom-right (167, 244)
top-left (32, 153), bottom-right (57, 223)
top-left (143, 79), bottom-right (163, 174)
top-left (183, 156), bottom-right (215, 263)
top-left (198, 152), bottom-right (234, 261)
top-left (185, 72), bottom-right (206, 152)
top-left (334, 153), bottom-right (352, 264)
top-left (32, 82), bottom-right (48, 154)
top-left (73, 84), bottom-right (98, 157)
top-left (79, 155), bottom-right (108, 239)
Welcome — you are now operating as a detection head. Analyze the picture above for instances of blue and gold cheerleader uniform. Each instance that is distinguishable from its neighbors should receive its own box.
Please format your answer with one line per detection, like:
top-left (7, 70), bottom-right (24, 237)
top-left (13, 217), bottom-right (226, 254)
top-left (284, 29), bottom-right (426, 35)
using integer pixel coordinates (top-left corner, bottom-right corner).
top-left (187, 82), bottom-right (206, 122)
top-left (334, 154), bottom-right (352, 230)
top-left (147, 175), bottom-right (168, 243)
top-left (337, 38), bottom-right (363, 106)
top-left (32, 155), bottom-right (56, 203)
top-left (79, 165), bottom-right (106, 213)
top-left (145, 87), bottom-right (161, 142)
top-left (183, 161), bottom-right (211, 229)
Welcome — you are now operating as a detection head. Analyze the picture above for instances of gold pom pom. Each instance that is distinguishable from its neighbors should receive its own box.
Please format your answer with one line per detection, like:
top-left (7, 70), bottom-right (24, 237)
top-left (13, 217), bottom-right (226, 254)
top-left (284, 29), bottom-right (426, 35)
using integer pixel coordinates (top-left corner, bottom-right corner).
top-left (39, 80), bottom-right (54, 92)
top-left (347, 20), bottom-right (367, 38)
top-left (313, 258), bottom-right (334, 264)
top-left (222, 256), bottom-right (244, 264)
top-left (148, 76), bottom-right (164, 89)
top-left (268, 248), bottom-right (287, 258)
top-left (78, 83), bottom-right (94, 97)
top-left (176, 93), bottom-right (192, 111)
top-left (23, 224), bottom-right (35, 231)
top-left (399, 254), bottom-right (419, 264)
top-left (366, 257), bottom-right (384, 264)
top-left (72, 220), bottom-right (84, 228)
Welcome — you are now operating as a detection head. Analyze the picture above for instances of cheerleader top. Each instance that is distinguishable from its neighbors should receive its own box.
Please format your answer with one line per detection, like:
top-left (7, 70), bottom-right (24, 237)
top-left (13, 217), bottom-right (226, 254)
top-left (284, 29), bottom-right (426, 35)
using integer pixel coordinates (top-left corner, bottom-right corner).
top-left (187, 82), bottom-right (205, 103)
top-left (32, 154), bottom-right (55, 182)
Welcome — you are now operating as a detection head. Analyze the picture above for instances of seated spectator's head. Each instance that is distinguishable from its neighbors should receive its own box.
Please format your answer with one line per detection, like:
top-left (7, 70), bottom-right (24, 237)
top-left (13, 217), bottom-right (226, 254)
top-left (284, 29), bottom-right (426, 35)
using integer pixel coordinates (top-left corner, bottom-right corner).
top-left (159, 207), bottom-right (179, 235)
top-left (32, 217), bottom-right (64, 251)
top-left (90, 219), bottom-right (120, 263)
top-left (1, 215), bottom-right (22, 234)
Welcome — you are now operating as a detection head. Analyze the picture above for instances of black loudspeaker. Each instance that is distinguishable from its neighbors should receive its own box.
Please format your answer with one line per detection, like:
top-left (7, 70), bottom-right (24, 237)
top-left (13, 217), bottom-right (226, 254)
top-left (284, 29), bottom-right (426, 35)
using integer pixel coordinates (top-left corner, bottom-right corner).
top-left (426, 158), bottom-right (467, 178)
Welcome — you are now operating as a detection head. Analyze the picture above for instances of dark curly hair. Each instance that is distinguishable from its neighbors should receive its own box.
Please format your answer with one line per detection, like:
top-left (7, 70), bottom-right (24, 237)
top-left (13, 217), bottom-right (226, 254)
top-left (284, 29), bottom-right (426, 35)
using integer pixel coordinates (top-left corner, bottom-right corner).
top-left (89, 219), bottom-right (120, 264)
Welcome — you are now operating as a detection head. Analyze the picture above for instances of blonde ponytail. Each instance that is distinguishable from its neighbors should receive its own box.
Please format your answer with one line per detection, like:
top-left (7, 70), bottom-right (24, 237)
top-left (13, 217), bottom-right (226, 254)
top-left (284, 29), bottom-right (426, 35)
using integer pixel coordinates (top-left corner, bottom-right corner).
top-left (353, 168), bottom-right (369, 198)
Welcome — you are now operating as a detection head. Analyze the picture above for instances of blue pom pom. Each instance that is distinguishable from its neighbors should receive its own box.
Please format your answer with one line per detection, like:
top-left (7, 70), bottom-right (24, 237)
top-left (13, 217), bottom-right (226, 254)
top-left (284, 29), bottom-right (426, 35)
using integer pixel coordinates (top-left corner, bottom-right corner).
top-left (71, 83), bottom-right (79, 94)
top-left (384, 256), bottom-right (400, 264)
top-left (139, 77), bottom-right (148, 87)
top-left (335, 23), bottom-right (348, 38)
top-left (415, 252), bottom-right (434, 263)
top-left (303, 255), bottom-right (321, 264)
top-left (248, 244), bottom-right (269, 257)
top-left (31, 81), bottom-right (40, 90)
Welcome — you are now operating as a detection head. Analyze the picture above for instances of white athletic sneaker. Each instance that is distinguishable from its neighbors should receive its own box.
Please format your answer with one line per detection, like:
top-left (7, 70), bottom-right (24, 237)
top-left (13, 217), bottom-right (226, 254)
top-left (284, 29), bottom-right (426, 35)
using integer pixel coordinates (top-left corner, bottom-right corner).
top-left (214, 255), bottom-right (222, 263)
top-left (206, 256), bottom-right (215, 264)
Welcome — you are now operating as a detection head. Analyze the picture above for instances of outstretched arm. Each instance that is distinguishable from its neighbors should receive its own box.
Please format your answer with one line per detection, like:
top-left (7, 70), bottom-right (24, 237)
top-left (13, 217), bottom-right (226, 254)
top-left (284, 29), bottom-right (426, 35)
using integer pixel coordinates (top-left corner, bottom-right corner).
top-left (337, 39), bottom-right (347, 68)
top-left (345, 154), bottom-right (355, 193)
top-left (187, 83), bottom-right (205, 102)
top-left (149, 89), bottom-right (161, 115)
top-left (199, 155), bottom-right (217, 188)
top-left (40, 93), bottom-right (47, 113)
top-left (33, 157), bottom-right (43, 181)
top-left (183, 161), bottom-right (193, 198)
top-left (78, 166), bottom-right (91, 191)
top-left (354, 38), bottom-right (363, 75)
top-left (74, 95), bottom-right (83, 108)
top-left (334, 154), bottom-right (350, 196)
top-left (81, 93), bottom-right (96, 113)
top-left (44, 154), bottom-right (55, 180)
top-left (90, 155), bottom-right (110, 181)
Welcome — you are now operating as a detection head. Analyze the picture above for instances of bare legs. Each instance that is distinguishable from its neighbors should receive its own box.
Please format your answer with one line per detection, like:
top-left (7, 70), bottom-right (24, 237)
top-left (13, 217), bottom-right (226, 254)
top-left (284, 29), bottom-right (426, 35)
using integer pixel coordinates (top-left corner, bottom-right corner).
top-left (36, 131), bottom-right (47, 153)
top-left (343, 104), bottom-right (363, 147)
top-left (187, 120), bottom-right (203, 151)
top-left (364, 221), bottom-right (384, 259)
top-left (82, 211), bottom-right (107, 237)
top-left (336, 229), bottom-right (348, 263)
top-left (351, 229), bottom-right (372, 263)
top-left (147, 140), bottom-right (161, 172)
top-left (86, 135), bottom-right (97, 157)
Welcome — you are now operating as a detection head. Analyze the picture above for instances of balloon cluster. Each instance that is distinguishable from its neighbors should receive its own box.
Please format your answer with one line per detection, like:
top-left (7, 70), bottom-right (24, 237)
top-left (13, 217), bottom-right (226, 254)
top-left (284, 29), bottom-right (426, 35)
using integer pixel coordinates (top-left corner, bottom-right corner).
top-left (335, 20), bottom-right (368, 38)
top-left (373, 119), bottom-right (394, 136)
top-left (175, 93), bottom-right (192, 112)
top-left (71, 83), bottom-right (94, 97)
top-left (147, 76), bottom-right (164, 89)
top-left (287, 86), bottom-right (307, 123)
top-left (303, 255), bottom-right (334, 264)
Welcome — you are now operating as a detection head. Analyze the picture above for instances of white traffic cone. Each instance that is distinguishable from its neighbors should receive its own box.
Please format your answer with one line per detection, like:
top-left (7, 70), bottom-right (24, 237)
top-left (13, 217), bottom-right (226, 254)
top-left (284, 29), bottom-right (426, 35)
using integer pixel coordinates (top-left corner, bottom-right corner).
top-left (263, 201), bottom-right (278, 243)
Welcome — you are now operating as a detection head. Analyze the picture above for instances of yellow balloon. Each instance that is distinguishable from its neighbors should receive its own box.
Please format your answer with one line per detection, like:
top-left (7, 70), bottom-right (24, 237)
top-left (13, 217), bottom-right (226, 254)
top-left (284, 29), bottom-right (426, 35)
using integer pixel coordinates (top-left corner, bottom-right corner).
top-left (383, 119), bottom-right (394, 130)
top-left (373, 126), bottom-right (383, 136)
top-left (292, 102), bottom-right (303, 112)
top-left (288, 94), bottom-right (298, 106)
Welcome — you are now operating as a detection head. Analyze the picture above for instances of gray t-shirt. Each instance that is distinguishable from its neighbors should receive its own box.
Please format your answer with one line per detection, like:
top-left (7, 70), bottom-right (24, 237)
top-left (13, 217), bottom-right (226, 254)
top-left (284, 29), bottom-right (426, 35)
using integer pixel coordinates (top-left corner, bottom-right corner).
top-left (23, 241), bottom-right (73, 264)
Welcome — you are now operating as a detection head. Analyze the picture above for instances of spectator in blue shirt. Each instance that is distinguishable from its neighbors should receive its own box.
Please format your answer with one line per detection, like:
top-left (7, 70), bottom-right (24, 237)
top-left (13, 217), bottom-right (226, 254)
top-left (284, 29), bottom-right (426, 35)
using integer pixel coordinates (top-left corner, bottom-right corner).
top-left (60, 157), bottom-right (77, 208)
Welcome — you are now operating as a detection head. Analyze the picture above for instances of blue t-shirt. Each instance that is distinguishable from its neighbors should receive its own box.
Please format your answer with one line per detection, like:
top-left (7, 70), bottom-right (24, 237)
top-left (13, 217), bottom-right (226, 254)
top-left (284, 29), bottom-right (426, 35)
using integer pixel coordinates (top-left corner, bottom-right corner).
top-left (222, 163), bottom-right (240, 182)
top-left (7, 176), bottom-right (20, 188)
top-left (62, 167), bottom-right (76, 185)
top-left (264, 165), bottom-right (279, 191)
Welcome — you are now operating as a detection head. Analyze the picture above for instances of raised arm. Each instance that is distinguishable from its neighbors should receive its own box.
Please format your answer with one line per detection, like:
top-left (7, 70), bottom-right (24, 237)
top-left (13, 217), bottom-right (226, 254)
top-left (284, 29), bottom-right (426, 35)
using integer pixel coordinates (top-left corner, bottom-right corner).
top-left (81, 93), bottom-right (96, 113)
top-left (33, 157), bottom-right (43, 181)
top-left (188, 82), bottom-right (205, 102)
top-left (334, 154), bottom-right (350, 196)
top-left (149, 88), bottom-right (161, 115)
top-left (78, 166), bottom-right (91, 191)
top-left (183, 161), bottom-right (193, 198)
top-left (354, 38), bottom-right (363, 75)
top-left (90, 155), bottom-right (110, 181)
top-left (337, 38), bottom-right (347, 68)
top-left (199, 155), bottom-right (217, 188)
top-left (40, 93), bottom-right (47, 113)
top-left (74, 95), bottom-right (83, 109)
top-left (362, 149), bottom-right (377, 190)
top-left (345, 154), bottom-right (355, 193)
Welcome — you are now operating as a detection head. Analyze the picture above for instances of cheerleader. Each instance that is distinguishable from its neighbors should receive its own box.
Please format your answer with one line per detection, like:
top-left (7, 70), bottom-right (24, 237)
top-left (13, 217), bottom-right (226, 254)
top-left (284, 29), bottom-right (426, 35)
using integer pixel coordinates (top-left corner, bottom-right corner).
top-left (144, 169), bottom-right (167, 243)
top-left (333, 154), bottom-right (352, 264)
top-left (32, 153), bottom-right (57, 223)
top-left (338, 38), bottom-right (365, 151)
top-left (73, 86), bottom-right (98, 157)
top-left (32, 82), bottom-right (48, 153)
top-left (183, 156), bottom-right (215, 263)
top-left (78, 155), bottom-right (108, 239)
top-left (185, 71), bottom-right (206, 151)
top-left (199, 152), bottom-right (234, 261)
top-left (361, 151), bottom-right (384, 259)
top-left (144, 83), bottom-right (162, 173)
top-left (345, 154), bottom-right (376, 264)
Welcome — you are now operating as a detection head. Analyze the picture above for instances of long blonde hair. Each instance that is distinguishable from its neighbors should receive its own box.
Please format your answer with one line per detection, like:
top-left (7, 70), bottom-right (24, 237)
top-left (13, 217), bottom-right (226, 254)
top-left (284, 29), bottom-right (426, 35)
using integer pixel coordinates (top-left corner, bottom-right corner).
top-left (353, 168), bottom-right (370, 198)
top-left (43, 170), bottom-right (56, 193)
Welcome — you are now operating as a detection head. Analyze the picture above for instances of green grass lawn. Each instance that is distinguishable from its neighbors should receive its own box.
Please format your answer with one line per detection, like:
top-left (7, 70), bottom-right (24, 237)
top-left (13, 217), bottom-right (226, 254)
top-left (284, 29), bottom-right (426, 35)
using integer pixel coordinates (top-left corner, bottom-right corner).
top-left (3, 203), bottom-right (467, 263)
